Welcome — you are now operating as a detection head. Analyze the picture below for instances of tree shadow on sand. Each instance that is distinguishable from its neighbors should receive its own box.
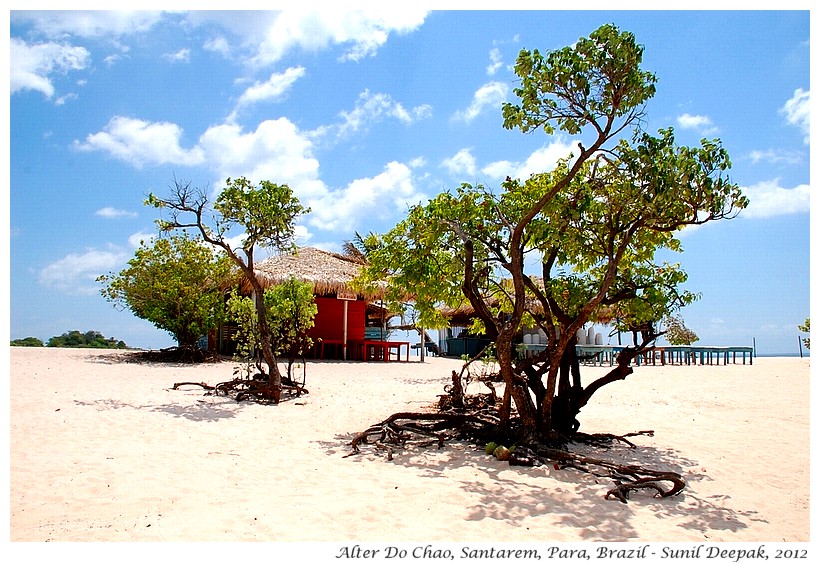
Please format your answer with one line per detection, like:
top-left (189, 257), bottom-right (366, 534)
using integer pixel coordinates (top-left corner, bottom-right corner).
top-left (83, 350), bottom-right (225, 368)
top-left (326, 434), bottom-right (766, 541)
top-left (73, 397), bottom-right (242, 422)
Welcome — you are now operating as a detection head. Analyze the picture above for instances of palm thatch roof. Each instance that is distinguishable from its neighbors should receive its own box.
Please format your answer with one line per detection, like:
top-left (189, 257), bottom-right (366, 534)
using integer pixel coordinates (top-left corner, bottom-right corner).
top-left (438, 277), bottom-right (619, 326)
top-left (244, 246), bottom-right (380, 298)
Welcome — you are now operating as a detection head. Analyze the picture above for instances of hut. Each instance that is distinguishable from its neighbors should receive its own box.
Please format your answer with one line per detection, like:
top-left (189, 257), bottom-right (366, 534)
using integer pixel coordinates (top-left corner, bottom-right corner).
top-left (214, 247), bottom-right (400, 360)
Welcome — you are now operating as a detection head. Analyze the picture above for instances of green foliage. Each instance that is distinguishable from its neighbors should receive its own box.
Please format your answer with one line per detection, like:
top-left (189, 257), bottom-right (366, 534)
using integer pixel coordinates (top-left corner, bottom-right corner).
top-left (10, 337), bottom-right (44, 347)
top-left (146, 177), bottom-right (310, 394)
top-left (147, 176), bottom-right (308, 261)
top-left (662, 315), bottom-right (700, 346)
top-left (356, 24), bottom-right (749, 435)
top-left (98, 233), bottom-right (233, 347)
top-left (798, 317), bottom-right (810, 350)
top-left (502, 23), bottom-right (657, 136)
top-left (46, 330), bottom-right (127, 349)
top-left (227, 278), bottom-right (318, 368)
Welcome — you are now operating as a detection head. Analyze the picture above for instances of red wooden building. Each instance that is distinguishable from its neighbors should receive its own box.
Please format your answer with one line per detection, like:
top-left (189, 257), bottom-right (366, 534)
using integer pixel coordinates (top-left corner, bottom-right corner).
top-left (215, 247), bottom-right (406, 360)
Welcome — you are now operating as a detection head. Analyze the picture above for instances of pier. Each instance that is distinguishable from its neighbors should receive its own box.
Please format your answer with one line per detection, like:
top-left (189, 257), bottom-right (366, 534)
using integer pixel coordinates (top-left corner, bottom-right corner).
top-left (517, 344), bottom-right (755, 366)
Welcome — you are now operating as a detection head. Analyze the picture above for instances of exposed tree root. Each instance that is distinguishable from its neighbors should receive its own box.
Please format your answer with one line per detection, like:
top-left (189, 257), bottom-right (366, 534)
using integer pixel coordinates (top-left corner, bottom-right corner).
top-left (346, 410), bottom-right (685, 503)
top-left (172, 381), bottom-right (215, 391)
top-left (172, 375), bottom-right (308, 402)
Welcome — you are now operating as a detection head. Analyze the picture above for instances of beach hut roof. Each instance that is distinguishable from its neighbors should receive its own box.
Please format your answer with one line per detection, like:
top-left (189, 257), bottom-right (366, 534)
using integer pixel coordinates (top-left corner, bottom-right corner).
top-left (246, 246), bottom-right (378, 297)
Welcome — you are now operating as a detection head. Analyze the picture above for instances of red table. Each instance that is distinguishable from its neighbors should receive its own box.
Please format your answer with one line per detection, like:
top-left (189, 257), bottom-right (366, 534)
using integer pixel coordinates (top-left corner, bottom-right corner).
top-left (359, 340), bottom-right (410, 362)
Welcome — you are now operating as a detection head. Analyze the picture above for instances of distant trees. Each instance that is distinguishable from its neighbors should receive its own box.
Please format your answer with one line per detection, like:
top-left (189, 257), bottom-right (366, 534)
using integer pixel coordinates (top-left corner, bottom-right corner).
top-left (147, 176), bottom-right (309, 403)
top-left (45, 330), bottom-right (127, 349)
top-left (10, 337), bottom-right (44, 347)
top-left (98, 233), bottom-right (233, 352)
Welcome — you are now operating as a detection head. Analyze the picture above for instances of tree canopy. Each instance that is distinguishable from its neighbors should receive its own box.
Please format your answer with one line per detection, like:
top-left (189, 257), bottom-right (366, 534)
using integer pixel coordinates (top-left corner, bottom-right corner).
top-left (356, 23), bottom-right (748, 440)
top-left (147, 176), bottom-right (309, 402)
top-left (10, 337), bottom-right (45, 347)
top-left (46, 330), bottom-right (127, 349)
top-left (98, 233), bottom-right (233, 350)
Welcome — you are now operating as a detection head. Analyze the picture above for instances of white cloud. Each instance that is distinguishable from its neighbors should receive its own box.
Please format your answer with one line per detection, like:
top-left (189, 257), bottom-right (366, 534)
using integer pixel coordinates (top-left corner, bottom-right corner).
top-left (249, 9), bottom-right (428, 66)
top-left (326, 90), bottom-right (431, 140)
top-left (486, 48), bottom-right (503, 75)
top-left (235, 66), bottom-right (306, 109)
top-left (677, 113), bottom-right (718, 135)
top-left (741, 180), bottom-right (810, 219)
top-left (10, 38), bottom-right (90, 98)
top-left (452, 81), bottom-right (509, 123)
top-left (103, 53), bottom-right (125, 66)
top-left (12, 10), bottom-right (164, 38)
top-left (781, 88), bottom-right (810, 144)
top-left (482, 138), bottom-right (577, 181)
top-left (74, 116), bottom-right (206, 168)
top-left (128, 231), bottom-right (155, 248)
top-left (55, 93), bottom-right (79, 106)
top-left (203, 35), bottom-right (231, 57)
top-left (38, 248), bottom-right (129, 295)
top-left (307, 161), bottom-right (424, 232)
top-left (441, 148), bottom-right (477, 177)
top-left (163, 48), bottom-right (191, 63)
top-left (96, 207), bottom-right (138, 219)
top-left (198, 118), bottom-right (329, 200)
top-left (748, 149), bottom-right (803, 166)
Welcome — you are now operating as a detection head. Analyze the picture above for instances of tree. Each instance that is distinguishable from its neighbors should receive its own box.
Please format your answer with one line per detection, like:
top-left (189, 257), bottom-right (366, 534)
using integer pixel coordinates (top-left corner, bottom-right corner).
top-left (798, 317), bottom-right (810, 350)
top-left (147, 176), bottom-right (309, 403)
top-left (10, 337), bottom-right (44, 347)
top-left (98, 233), bottom-right (233, 353)
top-left (226, 278), bottom-right (318, 390)
top-left (662, 315), bottom-right (700, 346)
top-left (356, 24), bottom-right (748, 445)
top-left (46, 330), bottom-right (127, 348)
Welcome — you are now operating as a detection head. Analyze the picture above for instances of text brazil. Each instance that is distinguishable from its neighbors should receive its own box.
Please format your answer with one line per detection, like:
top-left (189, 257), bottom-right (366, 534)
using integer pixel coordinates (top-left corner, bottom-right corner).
top-left (336, 544), bottom-right (807, 561)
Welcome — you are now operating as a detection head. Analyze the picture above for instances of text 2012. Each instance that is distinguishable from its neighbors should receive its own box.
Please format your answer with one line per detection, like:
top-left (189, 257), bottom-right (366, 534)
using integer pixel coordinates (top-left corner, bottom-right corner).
top-left (774, 550), bottom-right (807, 559)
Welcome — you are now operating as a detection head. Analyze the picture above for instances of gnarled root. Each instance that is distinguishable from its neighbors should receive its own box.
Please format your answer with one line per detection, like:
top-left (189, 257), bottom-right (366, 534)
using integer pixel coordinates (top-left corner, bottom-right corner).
top-left (347, 411), bottom-right (686, 502)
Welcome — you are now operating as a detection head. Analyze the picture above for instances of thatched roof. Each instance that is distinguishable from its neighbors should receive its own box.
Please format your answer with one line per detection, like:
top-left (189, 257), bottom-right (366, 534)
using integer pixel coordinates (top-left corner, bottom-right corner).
top-left (438, 277), bottom-right (619, 326)
top-left (246, 246), bottom-right (379, 298)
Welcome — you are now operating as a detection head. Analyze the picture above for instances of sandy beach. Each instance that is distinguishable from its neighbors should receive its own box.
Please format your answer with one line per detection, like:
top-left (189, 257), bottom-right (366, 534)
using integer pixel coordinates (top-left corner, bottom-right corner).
top-left (8, 347), bottom-right (810, 549)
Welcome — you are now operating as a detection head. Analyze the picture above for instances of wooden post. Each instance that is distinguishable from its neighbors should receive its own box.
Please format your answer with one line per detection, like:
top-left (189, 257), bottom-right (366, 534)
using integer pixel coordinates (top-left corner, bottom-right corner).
top-left (343, 300), bottom-right (348, 360)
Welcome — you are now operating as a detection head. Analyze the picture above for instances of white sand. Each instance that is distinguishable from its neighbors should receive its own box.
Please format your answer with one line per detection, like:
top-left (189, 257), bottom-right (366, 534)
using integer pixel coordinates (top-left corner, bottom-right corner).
top-left (8, 347), bottom-right (810, 547)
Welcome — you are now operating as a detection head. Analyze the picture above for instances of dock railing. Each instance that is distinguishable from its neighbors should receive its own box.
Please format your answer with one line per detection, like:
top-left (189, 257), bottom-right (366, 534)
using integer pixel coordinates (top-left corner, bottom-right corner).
top-left (517, 344), bottom-right (754, 366)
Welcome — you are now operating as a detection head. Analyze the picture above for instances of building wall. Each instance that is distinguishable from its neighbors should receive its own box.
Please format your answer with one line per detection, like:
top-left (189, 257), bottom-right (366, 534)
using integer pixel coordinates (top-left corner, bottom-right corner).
top-left (308, 297), bottom-right (366, 343)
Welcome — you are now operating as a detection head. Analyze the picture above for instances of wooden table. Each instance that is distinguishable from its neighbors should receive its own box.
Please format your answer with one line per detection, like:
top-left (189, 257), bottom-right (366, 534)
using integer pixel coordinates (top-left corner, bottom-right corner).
top-left (359, 340), bottom-right (410, 362)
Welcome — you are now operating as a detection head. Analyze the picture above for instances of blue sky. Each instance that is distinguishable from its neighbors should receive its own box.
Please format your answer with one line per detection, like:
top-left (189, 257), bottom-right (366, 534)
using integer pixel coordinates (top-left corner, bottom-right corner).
top-left (6, 8), bottom-right (812, 355)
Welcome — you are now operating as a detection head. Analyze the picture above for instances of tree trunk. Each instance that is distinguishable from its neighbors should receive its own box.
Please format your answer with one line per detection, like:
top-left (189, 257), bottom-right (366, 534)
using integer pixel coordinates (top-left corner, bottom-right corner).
top-left (253, 289), bottom-right (282, 403)
top-left (551, 342), bottom-right (584, 436)
top-left (496, 330), bottom-right (540, 438)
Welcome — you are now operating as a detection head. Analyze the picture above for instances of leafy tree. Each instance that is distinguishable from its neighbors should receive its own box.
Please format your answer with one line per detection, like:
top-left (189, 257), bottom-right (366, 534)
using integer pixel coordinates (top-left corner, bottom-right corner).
top-left (147, 176), bottom-right (308, 403)
top-left (10, 337), bottom-right (44, 347)
top-left (662, 315), bottom-right (700, 346)
top-left (357, 24), bottom-right (747, 442)
top-left (99, 233), bottom-right (233, 351)
top-left (798, 317), bottom-right (810, 350)
top-left (46, 330), bottom-right (126, 348)
top-left (227, 278), bottom-right (318, 388)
